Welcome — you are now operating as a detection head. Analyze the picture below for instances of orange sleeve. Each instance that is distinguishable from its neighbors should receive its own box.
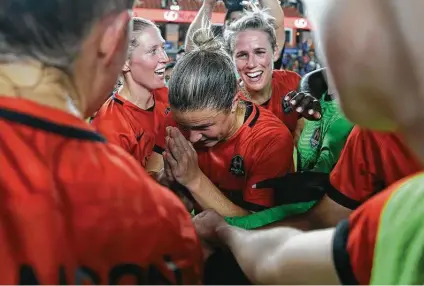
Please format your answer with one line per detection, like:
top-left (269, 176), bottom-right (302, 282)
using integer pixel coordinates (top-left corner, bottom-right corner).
top-left (328, 127), bottom-right (381, 209)
top-left (72, 146), bottom-right (203, 284)
top-left (244, 130), bottom-right (294, 209)
top-left (332, 182), bottom-right (396, 285)
top-left (91, 114), bottom-right (134, 154)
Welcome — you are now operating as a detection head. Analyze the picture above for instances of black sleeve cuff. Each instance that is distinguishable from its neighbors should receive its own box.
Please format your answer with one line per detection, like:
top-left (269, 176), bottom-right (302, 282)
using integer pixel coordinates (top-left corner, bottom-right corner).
top-left (153, 144), bottom-right (165, 155)
top-left (327, 185), bottom-right (362, 210)
top-left (332, 219), bottom-right (359, 285)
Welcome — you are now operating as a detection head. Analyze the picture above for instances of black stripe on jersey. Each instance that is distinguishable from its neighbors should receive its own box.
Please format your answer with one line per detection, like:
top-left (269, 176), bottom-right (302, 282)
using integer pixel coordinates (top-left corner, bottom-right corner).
top-left (153, 144), bottom-right (165, 154)
top-left (112, 96), bottom-right (124, 105)
top-left (243, 102), bottom-right (254, 122)
top-left (242, 101), bottom-right (259, 127)
top-left (0, 107), bottom-right (106, 142)
top-left (326, 185), bottom-right (361, 210)
top-left (332, 219), bottom-right (360, 285)
top-left (248, 106), bottom-right (260, 127)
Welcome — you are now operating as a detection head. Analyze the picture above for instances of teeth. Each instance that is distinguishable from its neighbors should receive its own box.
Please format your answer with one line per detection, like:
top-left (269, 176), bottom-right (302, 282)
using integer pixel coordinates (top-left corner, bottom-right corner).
top-left (155, 68), bottom-right (165, 74)
top-left (247, 71), bottom-right (262, 78)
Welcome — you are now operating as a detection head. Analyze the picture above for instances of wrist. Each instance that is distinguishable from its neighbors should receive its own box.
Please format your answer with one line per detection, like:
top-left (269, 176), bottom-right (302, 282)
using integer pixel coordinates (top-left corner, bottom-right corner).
top-left (185, 171), bottom-right (205, 193)
top-left (202, 1), bottom-right (216, 11)
top-left (215, 222), bottom-right (234, 244)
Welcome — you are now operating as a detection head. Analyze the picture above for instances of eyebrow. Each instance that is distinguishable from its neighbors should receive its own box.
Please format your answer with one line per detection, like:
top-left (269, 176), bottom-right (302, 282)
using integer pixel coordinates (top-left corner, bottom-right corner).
top-left (180, 123), bottom-right (214, 130)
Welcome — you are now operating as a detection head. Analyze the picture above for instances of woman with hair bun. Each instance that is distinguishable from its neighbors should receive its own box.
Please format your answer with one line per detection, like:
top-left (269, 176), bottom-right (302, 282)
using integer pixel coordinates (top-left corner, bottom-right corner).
top-left (92, 17), bottom-right (170, 172)
top-left (164, 26), bottom-right (294, 217)
top-left (224, 9), bottom-right (322, 137)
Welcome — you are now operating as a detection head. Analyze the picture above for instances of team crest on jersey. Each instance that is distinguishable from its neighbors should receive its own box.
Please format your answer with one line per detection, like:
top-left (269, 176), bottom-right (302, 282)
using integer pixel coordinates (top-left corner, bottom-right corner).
top-left (310, 128), bottom-right (321, 148)
top-left (282, 97), bottom-right (293, 113)
top-left (230, 155), bottom-right (245, 177)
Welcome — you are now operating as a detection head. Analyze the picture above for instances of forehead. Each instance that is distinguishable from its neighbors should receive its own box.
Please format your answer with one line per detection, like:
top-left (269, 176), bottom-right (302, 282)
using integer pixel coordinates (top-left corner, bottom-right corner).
top-left (234, 30), bottom-right (271, 51)
top-left (172, 108), bottom-right (223, 125)
top-left (134, 26), bottom-right (164, 50)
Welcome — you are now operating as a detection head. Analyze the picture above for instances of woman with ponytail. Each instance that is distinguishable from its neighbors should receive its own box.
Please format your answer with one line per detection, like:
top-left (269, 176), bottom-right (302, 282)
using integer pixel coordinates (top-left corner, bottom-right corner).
top-left (163, 26), bottom-right (294, 217)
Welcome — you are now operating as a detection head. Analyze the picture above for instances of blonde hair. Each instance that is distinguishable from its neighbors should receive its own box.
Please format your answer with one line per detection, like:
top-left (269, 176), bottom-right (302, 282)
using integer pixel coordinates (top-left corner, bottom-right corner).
top-left (127, 17), bottom-right (159, 59)
top-left (168, 22), bottom-right (238, 112)
top-left (224, 7), bottom-right (278, 55)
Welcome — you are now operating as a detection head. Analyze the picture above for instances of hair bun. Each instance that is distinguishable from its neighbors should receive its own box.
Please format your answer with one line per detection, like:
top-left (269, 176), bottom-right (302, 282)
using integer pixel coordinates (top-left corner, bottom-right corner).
top-left (192, 27), bottom-right (222, 52)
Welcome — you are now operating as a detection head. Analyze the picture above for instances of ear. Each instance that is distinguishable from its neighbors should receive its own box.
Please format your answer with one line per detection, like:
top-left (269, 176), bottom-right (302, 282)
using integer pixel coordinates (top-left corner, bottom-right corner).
top-left (273, 44), bottom-right (280, 60)
top-left (99, 10), bottom-right (131, 66)
top-left (122, 60), bottom-right (131, 73)
top-left (231, 94), bottom-right (240, 113)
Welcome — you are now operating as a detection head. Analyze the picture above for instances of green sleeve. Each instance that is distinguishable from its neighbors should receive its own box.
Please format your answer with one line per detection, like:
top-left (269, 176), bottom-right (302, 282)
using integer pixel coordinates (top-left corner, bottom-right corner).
top-left (371, 174), bottom-right (424, 284)
top-left (312, 116), bottom-right (353, 173)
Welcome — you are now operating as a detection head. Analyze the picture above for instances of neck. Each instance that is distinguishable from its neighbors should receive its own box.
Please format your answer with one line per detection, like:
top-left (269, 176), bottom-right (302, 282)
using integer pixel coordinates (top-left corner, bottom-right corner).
top-left (225, 102), bottom-right (246, 140)
top-left (0, 61), bottom-right (83, 117)
top-left (245, 80), bottom-right (273, 105)
top-left (120, 74), bottom-right (155, 110)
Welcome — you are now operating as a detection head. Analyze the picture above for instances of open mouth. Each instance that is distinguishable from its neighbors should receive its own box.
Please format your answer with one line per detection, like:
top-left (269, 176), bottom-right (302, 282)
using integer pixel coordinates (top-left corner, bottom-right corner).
top-left (246, 71), bottom-right (263, 79)
top-left (154, 67), bottom-right (165, 76)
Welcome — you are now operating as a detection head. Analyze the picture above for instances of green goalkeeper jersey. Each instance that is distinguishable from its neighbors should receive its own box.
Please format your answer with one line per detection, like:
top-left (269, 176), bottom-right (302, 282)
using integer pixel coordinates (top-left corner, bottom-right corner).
top-left (297, 93), bottom-right (353, 173)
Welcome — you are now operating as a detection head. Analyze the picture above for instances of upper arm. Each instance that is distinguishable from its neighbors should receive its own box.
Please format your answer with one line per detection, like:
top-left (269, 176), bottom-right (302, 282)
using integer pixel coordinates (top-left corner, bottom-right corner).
top-left (245, 131), bottom-right (294, 208)
top-left (260, 0), bottom-right (285, 50)
top-left (328, 128), bottom-right (380, 209)
top-left (260, 228), bottom-right (340, 285)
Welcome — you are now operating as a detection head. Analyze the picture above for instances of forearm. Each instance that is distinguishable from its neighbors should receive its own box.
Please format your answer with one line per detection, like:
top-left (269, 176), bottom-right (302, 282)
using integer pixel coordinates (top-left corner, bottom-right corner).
top-left (259, 0), bottom-right (285, 49)
top-left (188, 173), bottom-right (249, 217)
top-left (185, 3), bottom-right (215, 51)
top-left (217, 224), bottom-right (302, 284)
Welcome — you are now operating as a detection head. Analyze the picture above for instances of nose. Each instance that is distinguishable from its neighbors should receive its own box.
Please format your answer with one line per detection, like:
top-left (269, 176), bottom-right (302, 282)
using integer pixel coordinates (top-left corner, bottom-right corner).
top-left (246, 54), bottom-right (257, 69)
top-left (188, 130), bottom-right (202, 144)
top-left (159, 47), bottom-right (169, 63)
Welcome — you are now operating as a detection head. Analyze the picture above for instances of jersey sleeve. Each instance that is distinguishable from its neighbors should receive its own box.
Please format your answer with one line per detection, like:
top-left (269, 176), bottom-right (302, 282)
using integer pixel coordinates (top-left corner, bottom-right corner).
top-left (245, 130), bottom-right (294, 210)
top-left (91, 116), bottom-right (134, 154)
top-left (312, 115), bottom-right (353, 173)
top-left (332, 178), bottom-right (408, 285)
top-left (328, 127), bottom-right (382, 209)
top-left (71, 146), bottom-right (203, 284)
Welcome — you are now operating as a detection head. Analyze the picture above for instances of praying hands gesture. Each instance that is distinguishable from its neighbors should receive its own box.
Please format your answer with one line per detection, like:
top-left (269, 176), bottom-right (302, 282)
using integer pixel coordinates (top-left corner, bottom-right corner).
top-left (164, 126), bottom-right (203, 191)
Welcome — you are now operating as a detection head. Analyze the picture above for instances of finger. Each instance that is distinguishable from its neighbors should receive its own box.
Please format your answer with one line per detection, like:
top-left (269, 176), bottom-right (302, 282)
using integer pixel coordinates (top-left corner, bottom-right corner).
top-left (163, 152), bottom-right (174, 179)
top-left (172, 127), bottom-right (191, 151)
top-left (284, 90), bottom-right (297, 102)
top-left (314, 111), bottom-right (322, 119)
top-left (310, 100), bottom-right (322, 118)
top-left (297, 96), bottom-right (313, 113)
top-left (165, 150), bottom-right (179, 172)
top-left (168, 137), bottom-right (184, 162)
top-left (290, 92), bottom-right (305, 106)
top-left (172, 127), bottom-right (197, 161)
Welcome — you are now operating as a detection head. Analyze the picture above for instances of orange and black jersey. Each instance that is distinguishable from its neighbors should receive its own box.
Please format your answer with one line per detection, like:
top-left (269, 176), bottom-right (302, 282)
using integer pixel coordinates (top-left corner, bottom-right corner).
top-left (196, 101), bottom-right (294, 211)
top-left (328, 126), bottom-right (422, 209)
top-left (332, 173), bottom-right (424, 284)
top-left (0, 97), bottom-right (202, 284)
top-left (91, 93), bottom-right (169, 167)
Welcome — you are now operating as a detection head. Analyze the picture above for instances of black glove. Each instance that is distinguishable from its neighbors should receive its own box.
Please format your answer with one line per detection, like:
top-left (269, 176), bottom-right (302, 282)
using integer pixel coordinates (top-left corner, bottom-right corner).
top-left (253, 172), bottom-right (330, 205)
top-left (299, 67), bottom-right (328, 99)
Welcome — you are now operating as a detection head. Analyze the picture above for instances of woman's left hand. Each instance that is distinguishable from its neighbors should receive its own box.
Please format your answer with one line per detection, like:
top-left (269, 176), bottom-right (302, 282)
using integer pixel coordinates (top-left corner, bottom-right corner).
top-left (165, 126), bottom-right (202, 190)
